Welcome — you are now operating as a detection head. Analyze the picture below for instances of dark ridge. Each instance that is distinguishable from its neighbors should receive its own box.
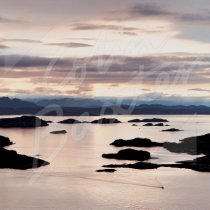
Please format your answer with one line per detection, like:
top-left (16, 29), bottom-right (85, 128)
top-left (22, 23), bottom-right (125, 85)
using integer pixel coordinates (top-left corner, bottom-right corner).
top-left (0, 97), bottom-right (37, 108)
top-left (91, 118), bottom-right (121, 124)
top-left (0, 116), bottom-right (49, 128)
top-left (110, 138), bottom-right (163, 147)
top-left (2, 104), bottom-right (210, 116)
top-left (36, 98), bottom-right (103, 107)
top-left (102, 149), bottom-right (150, 161)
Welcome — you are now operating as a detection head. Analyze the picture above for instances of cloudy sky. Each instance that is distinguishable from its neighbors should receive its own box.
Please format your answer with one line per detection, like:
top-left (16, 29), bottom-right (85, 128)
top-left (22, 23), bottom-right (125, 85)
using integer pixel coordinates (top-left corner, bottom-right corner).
top-left (1, 0), bottom-right (210, 104)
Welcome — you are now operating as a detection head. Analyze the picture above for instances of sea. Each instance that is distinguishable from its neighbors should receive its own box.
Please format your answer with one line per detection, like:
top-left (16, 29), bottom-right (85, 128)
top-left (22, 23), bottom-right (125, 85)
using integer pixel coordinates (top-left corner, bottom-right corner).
top-left (0, 115), bottom-right (210, 210)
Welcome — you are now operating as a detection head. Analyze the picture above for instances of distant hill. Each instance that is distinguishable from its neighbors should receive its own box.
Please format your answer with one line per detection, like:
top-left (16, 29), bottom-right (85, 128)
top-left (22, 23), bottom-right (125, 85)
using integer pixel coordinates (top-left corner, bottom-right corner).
top-left (35, 98), bottom-right (103, 107)
top-left (132, 104), bottom-right (210, 115)
top-left (1, 97), bottom-right (210, 115)
top-left (0, 97), bottom-right (37, 108)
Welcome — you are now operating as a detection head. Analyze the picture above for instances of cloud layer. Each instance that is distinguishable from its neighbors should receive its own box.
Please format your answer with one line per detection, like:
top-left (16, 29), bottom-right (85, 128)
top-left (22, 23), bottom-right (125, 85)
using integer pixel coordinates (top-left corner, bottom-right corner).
top-left (130, 3), bottom-right (210, 23)
top-left (0, 54), bottom-right (210, 86)
top-left (46, 42), bottom-right (93, 48)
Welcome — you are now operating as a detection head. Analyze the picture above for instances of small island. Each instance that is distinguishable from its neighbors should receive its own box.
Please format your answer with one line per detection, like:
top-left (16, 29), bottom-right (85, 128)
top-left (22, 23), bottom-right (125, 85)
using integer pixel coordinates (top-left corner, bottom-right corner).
top-left (50, 130), bottom-right (67, 134)
top-left (0, 116), bottom-right (49, 128)
top-left (58, 118), bottom-right (81, 124)
top-left (91, 118), bottom-right (121, 124)
top-left (143, 123), bottom-right (167, 126)
top-left (102, 149), bottom-right (151, 161)
top-left (0, 148), bottom-right (50, 170)
top-left (128, 119), bottom-right (143, 123)
top-left (143, 123), bottom-right (154, 126)
top-left (0, 135), bottom-right (14, 147)
top-left (102, 156), bottom-right (210, 173)
top-left (0, 135), bottom-right (49, 169)
top-left (162, 128), bottom-right (183, 132)
top-left (110, 138), bottom-right (163, 147)
top-left (132, 124), bottom-right (138, 126)
top-left (99, 134), bottom-right (210, 172)
top-left (128, 118), bottom-right (169, 123)
top-left (103, 162), bottom-right (159, 170)
top-left (155, 123), bottom-right (165, 126)
top-left (96, 169), bottom-right (116, 173)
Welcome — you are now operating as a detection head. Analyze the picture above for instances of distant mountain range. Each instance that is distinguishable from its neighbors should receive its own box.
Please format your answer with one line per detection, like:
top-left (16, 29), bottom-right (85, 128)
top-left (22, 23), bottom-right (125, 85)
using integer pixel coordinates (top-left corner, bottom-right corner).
top-left (1, 97), bottom-right (210, 115)
top-left (35, 98), bottom-right (103, 107)
top-left (0, 97), bottom-right (37, 108)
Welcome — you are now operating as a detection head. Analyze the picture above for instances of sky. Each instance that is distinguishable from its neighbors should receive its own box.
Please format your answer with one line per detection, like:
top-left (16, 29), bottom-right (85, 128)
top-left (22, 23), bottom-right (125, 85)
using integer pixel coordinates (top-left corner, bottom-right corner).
top-left (1, 0), bottom-right (210, 104)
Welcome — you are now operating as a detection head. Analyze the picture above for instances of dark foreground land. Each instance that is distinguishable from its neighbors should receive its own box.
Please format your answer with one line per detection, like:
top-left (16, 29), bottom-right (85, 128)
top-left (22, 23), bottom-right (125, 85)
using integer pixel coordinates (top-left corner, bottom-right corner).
top-left (0, 123), bottom-right (49, 169)
top-left (0, 148), bottom-right (49, 170)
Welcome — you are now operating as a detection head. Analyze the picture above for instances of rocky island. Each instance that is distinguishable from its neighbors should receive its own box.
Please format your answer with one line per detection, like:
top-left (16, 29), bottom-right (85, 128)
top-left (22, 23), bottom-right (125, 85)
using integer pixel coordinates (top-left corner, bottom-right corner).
top-left (128, 118), bottom-right (169, 123)
top-left (163, 133), bottom-right (210, 155)
top-left (96, 169), bottom-right (116, 173)
top-left (0, 148), bottom-right (50, 170)
top-left (91, 118), bottom-right (121, 124)
top-left (50, 130), bottom-right (67, 134)
top-left (102, 155), bottom-right (210, 173)
top-left (162, 128), bottom-right (183, 132)
top-left (102, 149), bottom-right (151, 161)
top-left (110, 138), bottom-right (163, 147)
top-left (0, 116), bottom-right (49, 128)
top-left (0, 135), bottom-right (49, 169)
top-left (58, 118), bottom-right (82, 124)
top-left (143, 123), bottom-right (154, 126)
top-left (100, 133), bottom-right (210, 173)
top-left (0, 135), bottom-right (14, 147)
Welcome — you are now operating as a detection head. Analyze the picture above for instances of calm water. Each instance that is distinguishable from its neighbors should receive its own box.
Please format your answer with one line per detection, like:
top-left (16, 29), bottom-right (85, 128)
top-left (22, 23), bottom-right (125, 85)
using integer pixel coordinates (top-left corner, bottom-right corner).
top-left (0, 115), bottom-right (210, 210)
